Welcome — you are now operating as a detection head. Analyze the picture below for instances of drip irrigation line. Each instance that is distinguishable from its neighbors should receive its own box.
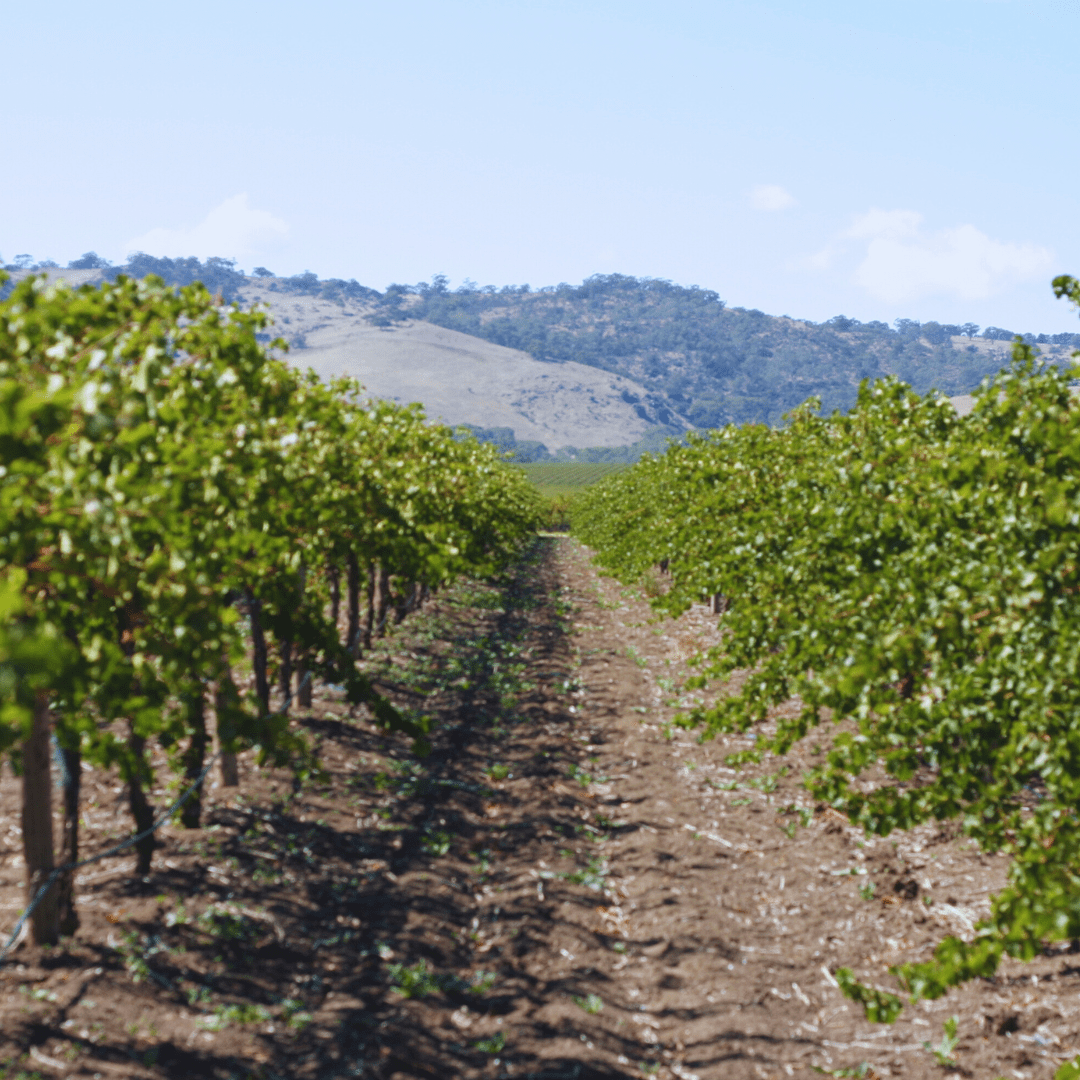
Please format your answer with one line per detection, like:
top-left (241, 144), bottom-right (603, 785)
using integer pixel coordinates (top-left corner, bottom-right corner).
top-left (0, 749), bottom-right (222, 966)
top-left (4, 667), bottom-right (316, 964)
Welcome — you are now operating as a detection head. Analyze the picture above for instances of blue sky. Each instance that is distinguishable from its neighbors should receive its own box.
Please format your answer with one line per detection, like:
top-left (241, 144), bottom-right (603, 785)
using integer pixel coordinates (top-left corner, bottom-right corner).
top-left (5, 0), bottom-right (1079, 332)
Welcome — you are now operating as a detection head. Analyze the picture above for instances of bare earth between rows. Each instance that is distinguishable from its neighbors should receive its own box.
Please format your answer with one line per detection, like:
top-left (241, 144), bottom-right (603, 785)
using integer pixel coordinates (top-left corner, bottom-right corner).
top-left (0, 537), bottom-right (1076, 1080)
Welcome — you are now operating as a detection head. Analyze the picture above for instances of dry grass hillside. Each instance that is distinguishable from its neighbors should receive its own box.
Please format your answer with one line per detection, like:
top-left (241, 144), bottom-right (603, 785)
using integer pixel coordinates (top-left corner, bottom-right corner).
top-left (233, 281), bottom-right (686, 450)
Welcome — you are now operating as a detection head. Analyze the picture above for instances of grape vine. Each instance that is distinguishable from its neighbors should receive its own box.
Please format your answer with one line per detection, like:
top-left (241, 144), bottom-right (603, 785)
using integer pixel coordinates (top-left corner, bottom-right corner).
top-left (0, 270), bottom-right (542, 946)
top-left (573, 276), bottom-right (1080, 1040)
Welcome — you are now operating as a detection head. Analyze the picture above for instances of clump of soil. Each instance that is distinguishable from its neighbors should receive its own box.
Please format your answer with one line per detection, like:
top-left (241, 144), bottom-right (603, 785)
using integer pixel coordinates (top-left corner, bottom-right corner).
top-left (1, 538), bottom-right (1078, 1079)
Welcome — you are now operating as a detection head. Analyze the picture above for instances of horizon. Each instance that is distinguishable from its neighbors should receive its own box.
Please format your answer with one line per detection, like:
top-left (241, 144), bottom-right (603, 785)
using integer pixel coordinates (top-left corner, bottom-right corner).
top-left (5, 255), bottom-right (1074, 341)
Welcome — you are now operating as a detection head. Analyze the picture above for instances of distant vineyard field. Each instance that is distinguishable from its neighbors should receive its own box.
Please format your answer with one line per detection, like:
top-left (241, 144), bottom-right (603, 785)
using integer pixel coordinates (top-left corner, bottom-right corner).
top-left (518, 462), bottom-right (630, 495)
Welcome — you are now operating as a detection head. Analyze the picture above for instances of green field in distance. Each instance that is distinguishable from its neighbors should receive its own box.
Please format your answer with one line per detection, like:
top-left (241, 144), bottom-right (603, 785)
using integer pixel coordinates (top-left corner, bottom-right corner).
top-left (518, 462), bottom-right (630, 496)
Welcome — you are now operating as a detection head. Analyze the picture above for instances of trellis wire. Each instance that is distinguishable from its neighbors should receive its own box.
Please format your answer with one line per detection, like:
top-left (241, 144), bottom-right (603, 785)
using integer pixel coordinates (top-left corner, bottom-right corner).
top-left (2, 668), bottom-right (313, 962)
top-left (0, 749), bottom-right (222, 965)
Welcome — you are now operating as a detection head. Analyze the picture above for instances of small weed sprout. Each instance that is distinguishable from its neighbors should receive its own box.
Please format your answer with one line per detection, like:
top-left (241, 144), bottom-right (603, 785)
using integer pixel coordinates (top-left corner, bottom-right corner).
top-left (747, 774), bottom-right (779, 794)
top-left (421, 830), bottom-right (452, 856)
top-left (197, 905), bottom-right (259, 943)
top-left (469, 971), bottom-right (498, 995)
top-left (566, 763), bottom-right (592, 787)
top-left (574, 992), bottom-right (603, 1014)
top-left (563, 856), bottom-right (608, 891)
top-left (199, 1003), bottom-right (271, 1030)
top-left (114, 931), bottom-right (151, 984)
top-left (281, 997), bottom-right (313, 1030)
top-left (923, 1016), bottom-right (959, 1067)
top-left (387, 959), bottom-right (440, 999)
top-left (474, 1031), bottom-right (506, 1054)
top-left (164, 901), bottom-right (188, 927)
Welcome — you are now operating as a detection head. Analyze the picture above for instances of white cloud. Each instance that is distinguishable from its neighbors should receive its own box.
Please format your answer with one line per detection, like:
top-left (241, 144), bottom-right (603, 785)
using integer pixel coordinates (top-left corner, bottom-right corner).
top-left (800, 245), bottom-right (835, 271)
top-left (845, 208), bottom-right (922, 242)
top-left (749, 184), bottom-right (796, 212)
top-left (125, 194), bottom-right (288, 262)
top-left (842, 208), bottom-right (1052, 303)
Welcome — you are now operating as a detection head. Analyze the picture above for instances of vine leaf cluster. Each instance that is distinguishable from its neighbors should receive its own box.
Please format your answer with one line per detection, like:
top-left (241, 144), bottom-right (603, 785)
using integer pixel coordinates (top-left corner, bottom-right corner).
top-left (574, 276), bottom-right (1080, 1051)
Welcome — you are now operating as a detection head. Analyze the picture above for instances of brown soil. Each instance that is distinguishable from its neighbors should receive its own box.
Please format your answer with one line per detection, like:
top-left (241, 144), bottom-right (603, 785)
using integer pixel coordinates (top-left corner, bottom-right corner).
top-left (2, 537), bottom-right (1079, 1080)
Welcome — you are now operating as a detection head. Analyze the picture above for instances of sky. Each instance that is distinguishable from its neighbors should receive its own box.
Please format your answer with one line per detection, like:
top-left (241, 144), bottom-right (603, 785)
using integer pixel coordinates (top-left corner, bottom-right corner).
top-left (4, 0), bottom-right (1079, 333)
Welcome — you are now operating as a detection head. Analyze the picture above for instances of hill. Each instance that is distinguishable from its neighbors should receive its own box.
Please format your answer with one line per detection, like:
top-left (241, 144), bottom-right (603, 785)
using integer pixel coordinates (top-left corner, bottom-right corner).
top-left (3, 260), bottom-right (692, 453)
top-left (374, 273), bottom-right (1080, 427)
top-left (272, 309), bottom-right (682, 451)
top-left (6, 255), bottom-right (1079, 446)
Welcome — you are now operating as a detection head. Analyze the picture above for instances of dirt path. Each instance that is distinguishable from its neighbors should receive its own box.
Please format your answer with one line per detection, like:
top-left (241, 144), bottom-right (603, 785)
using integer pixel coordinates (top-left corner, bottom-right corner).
top-left (2, 537), bottom-right (1080, 1080)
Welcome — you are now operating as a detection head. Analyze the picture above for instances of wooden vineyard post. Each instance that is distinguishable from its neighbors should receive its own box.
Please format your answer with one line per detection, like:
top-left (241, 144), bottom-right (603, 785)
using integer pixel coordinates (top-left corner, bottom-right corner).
top-left (179, 686), bottom-right (208, 828)
top-left (297, 652), bottom-right (312, 708)
top-left (215, 667), bottom-right (240, 788)
top-left (22, 692), bottom-right (59, 945)
top-left (363, 563), bottom-right (375, 650)
top-left (297, 564), bottom-right (312, 707)
top-left (328, 560), bottom-right (341, 634)
top-left (56, 738), bottom-right (81, 935)
top-left (125, 723), bottom-right (156, 875)
top-left (278, 639), bottom-right (294, 714)
top-left (246, 589), bottom-right (270, 716)
top-left (346, 552), bottom-right (361, 658)
top-left (375, 564), bottom-right (391, 638)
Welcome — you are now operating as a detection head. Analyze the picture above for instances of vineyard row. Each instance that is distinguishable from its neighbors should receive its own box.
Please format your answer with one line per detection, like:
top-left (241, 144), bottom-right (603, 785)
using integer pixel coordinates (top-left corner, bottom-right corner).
top-left (0, 271), bottom-right (542, 950)
top-left (572, 276), bottom-right (1080, 1055)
